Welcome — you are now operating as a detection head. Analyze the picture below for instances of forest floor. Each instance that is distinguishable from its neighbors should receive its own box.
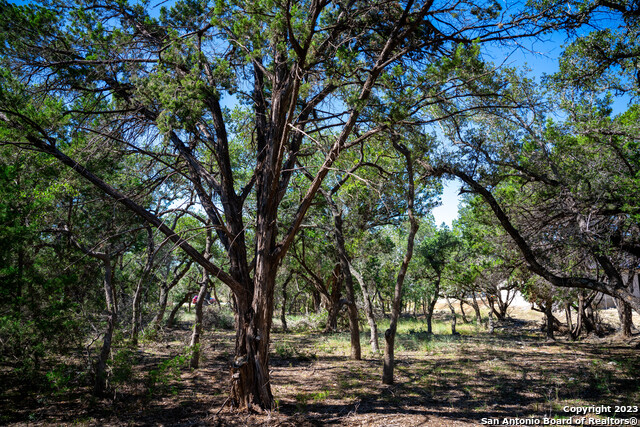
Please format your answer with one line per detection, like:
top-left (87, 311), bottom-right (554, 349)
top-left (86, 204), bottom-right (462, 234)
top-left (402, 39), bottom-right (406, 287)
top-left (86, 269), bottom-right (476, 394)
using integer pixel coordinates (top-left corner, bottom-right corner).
top-left (1, 307), bottom-right (639, 426)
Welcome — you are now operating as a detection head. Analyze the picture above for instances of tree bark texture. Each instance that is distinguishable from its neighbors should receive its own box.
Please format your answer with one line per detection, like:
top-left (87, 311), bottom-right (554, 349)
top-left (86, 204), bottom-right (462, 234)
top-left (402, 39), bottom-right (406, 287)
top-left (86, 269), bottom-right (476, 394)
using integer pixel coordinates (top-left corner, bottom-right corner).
top-left (351, 264), bottom-right (379, 352)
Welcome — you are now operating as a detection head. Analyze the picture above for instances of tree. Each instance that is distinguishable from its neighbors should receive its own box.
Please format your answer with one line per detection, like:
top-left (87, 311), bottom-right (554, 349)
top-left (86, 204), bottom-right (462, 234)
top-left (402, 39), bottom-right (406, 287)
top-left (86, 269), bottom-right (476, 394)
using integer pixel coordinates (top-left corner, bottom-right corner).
top-left (423, 72), bottom-right (640, 312)
top-left (0, 0), bottom-right (582, 409)
top-left (0, 148), bottom-right (90, 378)
top-left (382, 140), bottom-right (419, 385)
top-left (416, 226), bottom-right (460, 334)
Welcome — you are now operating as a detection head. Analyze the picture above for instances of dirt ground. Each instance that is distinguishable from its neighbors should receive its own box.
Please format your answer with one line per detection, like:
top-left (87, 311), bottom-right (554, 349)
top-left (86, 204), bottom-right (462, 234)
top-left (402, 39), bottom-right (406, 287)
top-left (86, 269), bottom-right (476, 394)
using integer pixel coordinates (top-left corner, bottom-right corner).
top-left (1, 307), bottom-right (639, 426)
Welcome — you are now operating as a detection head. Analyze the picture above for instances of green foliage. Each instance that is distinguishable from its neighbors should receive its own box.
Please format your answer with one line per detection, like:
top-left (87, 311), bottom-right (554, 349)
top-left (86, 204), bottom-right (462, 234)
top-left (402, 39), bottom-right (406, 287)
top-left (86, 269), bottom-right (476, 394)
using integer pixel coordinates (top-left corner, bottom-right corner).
top-left (202, 305), bottom-right (235, 330)
top-left (109, 348), bottom-right (136, 388)
top-left (288, 311), bottom-right (328, 332)
top-left (273, 341), bottom-right (296, 358)
top-left (45, 363), bottom-right (75, 395)
top-left (0, 152), bottom-right (89, 376)
top-left (147, 347), bottom-right (191, 396)
top-left (273, 339), bottom-right (316, 361)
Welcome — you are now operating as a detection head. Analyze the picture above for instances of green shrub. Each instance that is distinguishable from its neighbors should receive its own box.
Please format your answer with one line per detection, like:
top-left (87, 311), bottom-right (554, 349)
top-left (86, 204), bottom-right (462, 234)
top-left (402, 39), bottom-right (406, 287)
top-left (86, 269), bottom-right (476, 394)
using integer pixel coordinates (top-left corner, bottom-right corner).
top-left (45, 363), bottom-right (73, 394)
top-left (272, 341), bottom-right (317, 361)
top-left (274, 342), bottom-right (296, 358)
top-left (147, 347), bottom-right (190, 396)
top-left (288, 311), bottom-right (327, 332)
top-left (109, 348), bottom-right (135, 387)
top-left (203, 306), bottom-right (235, 330)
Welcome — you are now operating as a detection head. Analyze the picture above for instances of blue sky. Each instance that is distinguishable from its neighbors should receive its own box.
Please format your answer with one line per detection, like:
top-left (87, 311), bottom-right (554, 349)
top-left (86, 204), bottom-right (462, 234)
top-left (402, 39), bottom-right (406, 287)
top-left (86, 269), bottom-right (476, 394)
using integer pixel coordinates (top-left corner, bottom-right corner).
top-left (430, 28), bottom-right (571, 228)
top-left (431, 179), bottom-right (462, 228)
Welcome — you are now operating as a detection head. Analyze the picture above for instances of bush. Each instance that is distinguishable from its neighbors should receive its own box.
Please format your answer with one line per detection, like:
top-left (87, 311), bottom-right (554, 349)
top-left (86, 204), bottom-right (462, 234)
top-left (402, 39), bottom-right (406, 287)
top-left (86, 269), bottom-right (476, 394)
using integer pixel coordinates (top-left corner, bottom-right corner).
top-left (272, 341), bottom-right (316, 361)
top-left (289, 311), bottom-right (328, 332)
top-left (202, 306), bottom-right (235, 330)
top-left (147, 347), bottom-right (190, 396)
top-left (45, 363), bottom-right (74, 394)
top-left (109, 348), bottom-right (135, 388)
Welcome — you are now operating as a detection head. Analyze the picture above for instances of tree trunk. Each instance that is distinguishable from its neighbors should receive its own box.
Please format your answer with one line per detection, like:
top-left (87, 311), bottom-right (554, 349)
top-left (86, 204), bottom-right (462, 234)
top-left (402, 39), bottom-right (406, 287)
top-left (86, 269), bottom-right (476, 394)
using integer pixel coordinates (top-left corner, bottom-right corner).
top-left (189, 277), bottom-right (208, 369)
top-left (166, 292), bottom-right (195, 327)
top-left (617, 270), bottom-right (636, 338)
top-left (153, 260), bottom-right (193, 330)
top-left (582, 294), bottom-right (600, 335)
top-left (229, 260), bottom-right (278, 410)
top-left (471, 292), bottom-right (482, 325)
top-left (351, 263), bottom-right (379, 353)
top-left (565, 303), bottom-right (574, 338)
top-left (426, 279), bottom-right (440, 335)
top-left (323, 190), bottom-right (361, 359)
top-left (377, 288), bottom-right (387, 317)
top-left (312, 290), bottom-right (321, 313)
top-left (190, 231), bottom-right (213, 369)
top-left (289, 291), bottom-right (302, 314)
top-left (211, 281), bottom-right (221, 308)
top-left (280, 274), bottom-right (291, 333)
top-left (325, 299), bottom-right (341, 332)
top-left (616, 298), bottom-right (633, 338)
top-left (131, 279), bottom-right (143, 345)
top-left (382, 142), bottom-right (418, 385)
top-left (154, 285), bottom-right (169, 329)
top-left (324, 265), bottom-right (343, 333)
top-left (495, 288), bottom-right (514, 320)
top-left (459, 300), bottom-right (470, 324)
top-left (575, 292), bottom-right (585, 337)
top-left (488, 295), bottom-right (504, 321)
top-left (488, 308), bottom-right (495, 334)
top-left (446, 298), bottom-right (458, 335)
top-left (95, 254), bottom-right (116, 396)
top-left (545, 299), bottom-right (555, 340)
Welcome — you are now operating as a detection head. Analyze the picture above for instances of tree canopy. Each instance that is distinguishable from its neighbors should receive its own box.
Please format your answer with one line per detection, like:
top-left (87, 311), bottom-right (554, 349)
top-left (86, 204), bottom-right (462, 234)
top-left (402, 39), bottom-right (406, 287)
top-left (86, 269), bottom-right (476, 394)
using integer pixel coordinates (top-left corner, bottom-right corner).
top-left (1, 0), bottom-right (639, 413)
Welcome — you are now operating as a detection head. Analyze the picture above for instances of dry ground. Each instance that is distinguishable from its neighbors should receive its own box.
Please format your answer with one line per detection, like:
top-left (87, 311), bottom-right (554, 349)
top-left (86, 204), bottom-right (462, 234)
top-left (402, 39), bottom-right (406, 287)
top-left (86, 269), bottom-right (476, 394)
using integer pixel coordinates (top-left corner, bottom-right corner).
top-left (1, 307), bottom-right (639, 426)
